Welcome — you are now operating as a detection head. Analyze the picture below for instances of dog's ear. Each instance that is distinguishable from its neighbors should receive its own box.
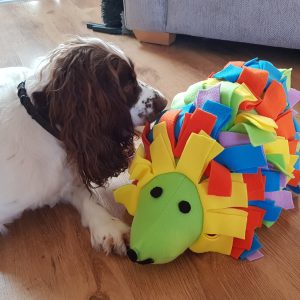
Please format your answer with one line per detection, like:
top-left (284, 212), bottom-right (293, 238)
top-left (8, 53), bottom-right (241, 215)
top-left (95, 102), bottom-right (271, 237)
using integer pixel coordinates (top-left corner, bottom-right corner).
top-left (36, 43), bottom-right (134, 191)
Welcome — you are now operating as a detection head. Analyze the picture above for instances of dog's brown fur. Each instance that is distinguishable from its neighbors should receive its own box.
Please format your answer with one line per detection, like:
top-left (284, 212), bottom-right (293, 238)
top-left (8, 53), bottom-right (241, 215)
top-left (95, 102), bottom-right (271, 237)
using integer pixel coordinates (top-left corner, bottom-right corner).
top-left (32, 39), bottom-right (140, 190)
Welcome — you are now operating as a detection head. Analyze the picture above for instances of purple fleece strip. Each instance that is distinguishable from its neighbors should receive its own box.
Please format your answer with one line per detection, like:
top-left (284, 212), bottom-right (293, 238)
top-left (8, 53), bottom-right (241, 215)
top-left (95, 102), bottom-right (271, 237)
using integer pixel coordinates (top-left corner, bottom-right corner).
top-left (246, 250), bottom-right (264, 261)
top-left (195, 84), bottom-right (221, 107)
top-left (265, 190), bottom-right (294, 210)
top-left (288, 88), bottom-right (300, 108)
top-left (280, 173), bottom-right (287, 187)
top-left (218, 132), bottom-right (250, 147)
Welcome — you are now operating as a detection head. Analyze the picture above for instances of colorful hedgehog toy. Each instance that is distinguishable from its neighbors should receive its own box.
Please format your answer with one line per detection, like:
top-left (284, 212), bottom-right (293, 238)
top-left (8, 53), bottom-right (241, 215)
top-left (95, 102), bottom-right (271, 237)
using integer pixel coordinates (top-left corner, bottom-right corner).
top-left (114, 58), bottom-right (300, 264)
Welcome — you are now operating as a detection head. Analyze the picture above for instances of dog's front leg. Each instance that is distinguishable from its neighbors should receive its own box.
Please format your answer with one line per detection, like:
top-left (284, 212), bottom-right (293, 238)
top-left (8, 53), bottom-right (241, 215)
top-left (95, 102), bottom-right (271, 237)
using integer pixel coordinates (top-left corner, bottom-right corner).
top-left (68, 184), bottom-right (129, 255)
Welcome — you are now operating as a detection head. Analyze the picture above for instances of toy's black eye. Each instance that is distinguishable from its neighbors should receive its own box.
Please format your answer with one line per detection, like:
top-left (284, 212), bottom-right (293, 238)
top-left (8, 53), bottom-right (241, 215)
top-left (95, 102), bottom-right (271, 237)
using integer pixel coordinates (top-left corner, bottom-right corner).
top-left (178, 201), bottom-right (191, 213)
top-left (150, 186), bottom-right (163, 198)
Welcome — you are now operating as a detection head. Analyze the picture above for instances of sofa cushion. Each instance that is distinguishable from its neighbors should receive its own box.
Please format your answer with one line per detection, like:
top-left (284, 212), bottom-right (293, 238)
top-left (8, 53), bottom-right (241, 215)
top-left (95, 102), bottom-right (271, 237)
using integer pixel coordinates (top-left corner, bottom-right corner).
top-left (166, 0), bottom-right (300, 49)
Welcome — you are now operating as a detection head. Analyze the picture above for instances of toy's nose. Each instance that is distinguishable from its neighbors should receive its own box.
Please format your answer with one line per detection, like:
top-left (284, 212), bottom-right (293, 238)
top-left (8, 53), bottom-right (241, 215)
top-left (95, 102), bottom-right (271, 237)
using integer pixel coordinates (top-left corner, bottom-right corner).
top-left (127, 248), bottom-right (138, 262)
top-left (127, 248), bottom-right (154, 264)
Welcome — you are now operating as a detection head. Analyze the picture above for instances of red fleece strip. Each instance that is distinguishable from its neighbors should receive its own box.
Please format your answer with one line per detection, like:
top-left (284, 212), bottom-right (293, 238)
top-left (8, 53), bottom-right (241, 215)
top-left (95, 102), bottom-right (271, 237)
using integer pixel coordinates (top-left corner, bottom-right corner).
top-left (177, 113), bottom-right (191, 143)
top-left (141, 122), bottom-right (151, 161)
top-left (237, 67), bottom-right (269, 97)
top-left (243, 169), bottom-right (266, 200)
top-left (208, 161), bottom-right (232, 196)
top-left (174, 109), bottom-right (217, 157)
top-left (256, 80), bottom-right (286, 119)
top-left (224, 61), bottom-right (245, 68)
top-left (159, 110), bottom-right (181, 152)
top-left (204, 162), bottom-right (212, 178)
top-left (239, 98), bottom-right (262, 111)
top-left (231, 207), bottom-right (265, 259)
top-left (288, 170), bottom-right (300, 187)
top-left (276, 110), bottom-right (296, 140)
top-left (289, 140), bottom-right (298, 155)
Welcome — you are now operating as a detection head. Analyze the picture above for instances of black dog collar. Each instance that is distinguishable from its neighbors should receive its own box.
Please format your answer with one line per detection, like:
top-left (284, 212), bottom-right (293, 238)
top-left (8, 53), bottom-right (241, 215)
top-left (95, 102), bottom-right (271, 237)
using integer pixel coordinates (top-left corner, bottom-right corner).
top-left (17, 82), bottom-right (61, 140)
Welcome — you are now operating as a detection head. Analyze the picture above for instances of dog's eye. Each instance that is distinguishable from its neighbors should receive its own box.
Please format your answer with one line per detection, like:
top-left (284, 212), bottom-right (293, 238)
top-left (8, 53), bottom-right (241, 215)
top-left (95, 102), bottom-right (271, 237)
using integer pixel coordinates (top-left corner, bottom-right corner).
top-left (126, 76), bottom-right (137, 86)
top-left (178, 201), bottom-right (191, 214)
top-left (124, 77), bottom-right (136, 90)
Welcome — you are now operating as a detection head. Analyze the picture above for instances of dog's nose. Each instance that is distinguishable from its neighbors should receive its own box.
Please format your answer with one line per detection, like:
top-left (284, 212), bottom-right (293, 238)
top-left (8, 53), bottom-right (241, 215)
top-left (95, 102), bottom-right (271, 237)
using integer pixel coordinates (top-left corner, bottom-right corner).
top-left (127, 248), bottom-right (138, 262)
top-left (153, 93), bottom-right (168, 113)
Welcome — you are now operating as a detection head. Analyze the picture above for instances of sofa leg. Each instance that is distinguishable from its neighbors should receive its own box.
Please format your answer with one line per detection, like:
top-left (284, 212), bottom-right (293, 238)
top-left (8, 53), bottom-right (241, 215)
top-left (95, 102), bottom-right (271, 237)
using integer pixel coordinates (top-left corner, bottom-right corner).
top-left (133, 30), bottom-right (176, 46)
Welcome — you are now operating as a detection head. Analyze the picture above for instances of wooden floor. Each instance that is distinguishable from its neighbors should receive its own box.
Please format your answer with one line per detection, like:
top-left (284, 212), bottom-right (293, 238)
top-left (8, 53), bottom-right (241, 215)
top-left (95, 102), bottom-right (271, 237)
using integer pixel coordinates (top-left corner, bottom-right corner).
top-left (0, 1), bottom-right (300, 299)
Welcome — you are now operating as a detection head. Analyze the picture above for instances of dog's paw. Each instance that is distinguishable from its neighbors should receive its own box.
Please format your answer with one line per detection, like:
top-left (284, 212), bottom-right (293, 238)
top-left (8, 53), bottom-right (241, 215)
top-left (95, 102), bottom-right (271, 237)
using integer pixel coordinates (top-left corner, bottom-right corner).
top-left (89, 217), bottom-right (130, 256)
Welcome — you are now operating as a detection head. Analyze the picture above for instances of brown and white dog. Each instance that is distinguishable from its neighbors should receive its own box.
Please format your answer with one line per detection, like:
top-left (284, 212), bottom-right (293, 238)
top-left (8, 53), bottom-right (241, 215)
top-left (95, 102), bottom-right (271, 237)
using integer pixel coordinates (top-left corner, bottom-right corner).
top-left (0, 37), bottom-right (167, 254)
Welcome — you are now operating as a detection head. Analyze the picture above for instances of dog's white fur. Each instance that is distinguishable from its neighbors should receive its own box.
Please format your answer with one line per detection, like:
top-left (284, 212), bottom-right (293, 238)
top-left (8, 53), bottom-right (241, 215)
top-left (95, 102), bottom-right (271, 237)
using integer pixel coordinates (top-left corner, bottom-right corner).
top-left (0, 40), bottom-right (162, 254)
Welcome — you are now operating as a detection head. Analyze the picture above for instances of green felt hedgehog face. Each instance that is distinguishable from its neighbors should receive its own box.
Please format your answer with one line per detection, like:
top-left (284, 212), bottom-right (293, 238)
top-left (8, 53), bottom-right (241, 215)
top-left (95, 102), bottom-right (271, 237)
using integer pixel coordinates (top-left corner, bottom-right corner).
top-left (114, 58), bottom-right (300, 264)
top-left (128, 172), bottom-right (203, 264)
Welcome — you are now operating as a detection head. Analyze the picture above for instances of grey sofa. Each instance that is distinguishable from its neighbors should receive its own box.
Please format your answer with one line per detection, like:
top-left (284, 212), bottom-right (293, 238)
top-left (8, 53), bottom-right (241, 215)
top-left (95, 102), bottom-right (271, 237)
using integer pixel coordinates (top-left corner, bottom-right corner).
top-left (123, 0), bottom-right (300, 49)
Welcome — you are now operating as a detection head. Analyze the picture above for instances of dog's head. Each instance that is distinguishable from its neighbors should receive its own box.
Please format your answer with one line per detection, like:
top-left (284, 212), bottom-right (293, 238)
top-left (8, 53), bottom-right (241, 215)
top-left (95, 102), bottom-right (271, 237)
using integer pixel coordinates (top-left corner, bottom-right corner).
top-left (32, 37), bottom-right (167, 190)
